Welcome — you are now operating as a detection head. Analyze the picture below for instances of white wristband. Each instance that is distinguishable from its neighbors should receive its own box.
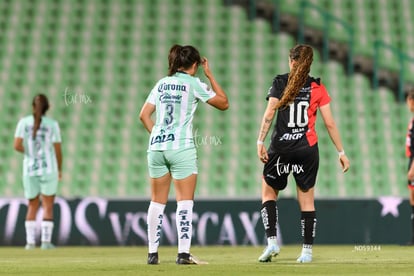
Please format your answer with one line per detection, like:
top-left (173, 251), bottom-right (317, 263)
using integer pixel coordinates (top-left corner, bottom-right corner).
top-left (257, 140), bottom-right (264, 145)
top-left (338, 150), bottom-right (345, 157)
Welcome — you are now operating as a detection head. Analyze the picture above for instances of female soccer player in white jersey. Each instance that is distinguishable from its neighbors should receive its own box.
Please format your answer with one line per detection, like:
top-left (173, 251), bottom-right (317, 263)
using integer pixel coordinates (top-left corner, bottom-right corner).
top-left (256, 44), bottom-right (350, 263)
top-left (14, 94), bottom-right (62, 249)
top-left (140, 44), bottom-right (229, 265)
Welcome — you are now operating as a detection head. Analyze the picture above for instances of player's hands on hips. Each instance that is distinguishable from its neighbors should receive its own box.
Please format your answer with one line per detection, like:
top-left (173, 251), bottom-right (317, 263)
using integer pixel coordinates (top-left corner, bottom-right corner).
top-left (339, 155), bottom-right (350, 173)
top-left (257, 144), bottom-right (269, 163)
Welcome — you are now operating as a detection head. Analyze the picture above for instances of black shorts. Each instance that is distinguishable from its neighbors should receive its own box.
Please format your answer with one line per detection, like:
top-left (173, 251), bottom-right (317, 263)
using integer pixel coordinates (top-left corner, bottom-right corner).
top-left (263, 144), bottom-right (319, 192)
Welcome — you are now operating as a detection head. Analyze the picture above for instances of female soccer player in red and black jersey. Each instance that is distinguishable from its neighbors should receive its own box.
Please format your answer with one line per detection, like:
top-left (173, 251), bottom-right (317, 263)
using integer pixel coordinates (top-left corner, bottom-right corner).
top-left (256, 44), bottom-right (350, 263)
top-left (405, 89), bottom-right (414, 245)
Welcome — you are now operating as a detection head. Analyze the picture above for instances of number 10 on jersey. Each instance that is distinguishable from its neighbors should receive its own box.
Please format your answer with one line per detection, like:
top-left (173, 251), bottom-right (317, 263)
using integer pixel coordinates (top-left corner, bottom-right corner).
top-left (287, 102), bottom-right (309, 128)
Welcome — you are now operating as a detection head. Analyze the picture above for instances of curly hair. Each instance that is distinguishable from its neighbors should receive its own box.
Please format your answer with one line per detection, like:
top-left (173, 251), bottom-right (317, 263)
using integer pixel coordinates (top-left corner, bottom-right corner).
top-left (276, 44), bottom-right (313, 109)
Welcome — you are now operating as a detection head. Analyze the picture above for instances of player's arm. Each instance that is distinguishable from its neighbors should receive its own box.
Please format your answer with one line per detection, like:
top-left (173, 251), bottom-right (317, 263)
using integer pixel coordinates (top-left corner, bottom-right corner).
top-left (139, 102), bottom-right (156, 133)
top-left (408, 145), bottom-right (414, 180)
top-left (319, 103), bottom-right (350, 172)
top-left (54, 143), bottom-right (62, 180)
top-left (13, 137), bottom-right (24, 153)
top-left (256, 97), bottom-right (279, 163)
top-left (408, 162), bottom-right (414, 181)
top-left (201, 58), bottom-right (229, 111)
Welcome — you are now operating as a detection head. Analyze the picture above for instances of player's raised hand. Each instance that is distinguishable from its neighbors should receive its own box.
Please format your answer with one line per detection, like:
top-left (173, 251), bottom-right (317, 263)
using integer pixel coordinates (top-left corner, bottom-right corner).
top-left (201, 57), bottom-right (212, 78)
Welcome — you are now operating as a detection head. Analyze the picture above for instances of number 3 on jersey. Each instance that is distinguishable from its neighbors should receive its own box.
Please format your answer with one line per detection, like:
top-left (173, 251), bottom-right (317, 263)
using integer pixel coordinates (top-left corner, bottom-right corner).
top-left (287, 101), bottom-right (309, 128)
top-left (164, 103), bottom-right (174, 125)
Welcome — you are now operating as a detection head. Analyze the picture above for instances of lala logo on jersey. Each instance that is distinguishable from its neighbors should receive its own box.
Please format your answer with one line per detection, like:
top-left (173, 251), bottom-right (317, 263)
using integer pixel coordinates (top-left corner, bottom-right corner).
top-left (150, 129), bottom-right (175, 145)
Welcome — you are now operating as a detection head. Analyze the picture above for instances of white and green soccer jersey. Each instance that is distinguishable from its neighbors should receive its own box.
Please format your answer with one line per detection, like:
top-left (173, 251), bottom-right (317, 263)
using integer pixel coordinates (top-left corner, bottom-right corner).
top-left (14, 115), bottom-right (62, 176)
top-left (146, 72), bottom-right (216, 151)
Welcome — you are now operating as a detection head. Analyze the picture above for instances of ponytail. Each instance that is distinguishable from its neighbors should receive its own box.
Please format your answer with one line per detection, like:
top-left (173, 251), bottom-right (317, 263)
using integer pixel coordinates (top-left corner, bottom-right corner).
top-left (33, 103), bottom-right (42, 139)
top-left (32, 94), bottom-right (50, 139)
top-left (168, 44), bottom-right (182, 76)
top-left (277, 44), bottom-right (313, 109)
top-left (167, 44), bottom-right (202, 76)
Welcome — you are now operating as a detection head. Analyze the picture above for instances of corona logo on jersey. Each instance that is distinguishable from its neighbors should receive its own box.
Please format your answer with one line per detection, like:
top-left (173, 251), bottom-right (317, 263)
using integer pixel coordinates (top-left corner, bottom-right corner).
top-left (157, 83), bottom-right (188, 93)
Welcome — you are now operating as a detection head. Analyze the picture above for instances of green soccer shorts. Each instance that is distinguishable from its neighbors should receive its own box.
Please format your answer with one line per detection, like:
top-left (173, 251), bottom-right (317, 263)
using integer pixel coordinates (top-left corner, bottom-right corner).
top-left (23, 173), bottom-right (58, 199)
top-left (147, 147), bottom-right (198, 179)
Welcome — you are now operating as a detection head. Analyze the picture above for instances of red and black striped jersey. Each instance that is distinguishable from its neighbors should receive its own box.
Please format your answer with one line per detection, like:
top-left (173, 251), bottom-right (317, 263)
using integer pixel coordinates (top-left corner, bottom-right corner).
top-left (266, 73), bottom-right (331, 153)
top-left (405, 117), bottom-right (414, 157)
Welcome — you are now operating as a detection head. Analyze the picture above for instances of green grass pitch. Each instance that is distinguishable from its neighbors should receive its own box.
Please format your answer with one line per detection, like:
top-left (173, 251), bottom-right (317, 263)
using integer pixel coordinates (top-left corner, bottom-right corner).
top-left (1, 245), bottom-right (413, 275)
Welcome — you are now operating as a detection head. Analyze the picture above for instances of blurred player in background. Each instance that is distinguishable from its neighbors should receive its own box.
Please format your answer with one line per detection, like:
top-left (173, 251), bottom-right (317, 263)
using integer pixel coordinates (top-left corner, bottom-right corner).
top-left (405, 89), bottom-right (414, 245)
top-left (140, 44), bottom-right (229, 265)
top-left (14, 94), bottom-right (63, 250)
top-left (256, 44), bottom-right (350, 263)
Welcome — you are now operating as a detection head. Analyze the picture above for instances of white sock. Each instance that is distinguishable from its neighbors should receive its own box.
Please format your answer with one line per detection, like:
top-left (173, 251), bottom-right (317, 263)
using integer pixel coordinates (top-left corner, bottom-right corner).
top-left (25, 221), bottom-right (36, 245)
top-left (176, 200), bottom-right (193, 254)
top-left (147, 201), bottom-right (166, 253)
top-left (41, 221), bottom-right (54, 243)
top-left (267, 236), bottom-right (278, 246)
top-left (302, 245), bottom-right (312, 255)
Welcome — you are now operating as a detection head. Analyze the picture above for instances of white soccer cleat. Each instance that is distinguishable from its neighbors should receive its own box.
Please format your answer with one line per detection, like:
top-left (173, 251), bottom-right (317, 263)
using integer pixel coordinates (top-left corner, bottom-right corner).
top-left (297, 247), bottom-right (312, 263)
top-left (296, 252), bottom-right (312, 263)
top-left (40, 242), bottom-right (56, 250)
top-left (25, 244), bottom-right (35, 250)
top-left (258, 244), bottom-right (280, 262)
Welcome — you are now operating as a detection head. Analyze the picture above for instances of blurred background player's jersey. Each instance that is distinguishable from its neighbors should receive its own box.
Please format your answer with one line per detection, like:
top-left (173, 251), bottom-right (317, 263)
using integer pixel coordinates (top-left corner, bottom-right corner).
top-left (15, 116), bottom-right (62, 176)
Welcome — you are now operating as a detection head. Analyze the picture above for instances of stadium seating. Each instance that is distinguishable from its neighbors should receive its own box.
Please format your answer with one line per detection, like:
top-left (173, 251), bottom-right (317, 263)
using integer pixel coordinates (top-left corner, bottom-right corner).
top-left (0, 0), bottom-right (411, 199)
top-left (279, 0), bottom-right (414, 78)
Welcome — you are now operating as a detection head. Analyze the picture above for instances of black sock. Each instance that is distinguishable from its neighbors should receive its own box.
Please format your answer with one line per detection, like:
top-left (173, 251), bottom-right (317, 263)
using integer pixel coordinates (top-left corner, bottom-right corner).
top-left (261, 200), bottom-right (277, 238)
top-left (301, 211), bottom-right (316, 247)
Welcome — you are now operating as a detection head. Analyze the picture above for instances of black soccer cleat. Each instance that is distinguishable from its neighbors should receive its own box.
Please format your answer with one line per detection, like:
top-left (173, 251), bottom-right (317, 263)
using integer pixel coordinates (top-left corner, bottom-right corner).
top-left (147, 252), bottom-right (159, 265)
top-left (176, 253), bottom-right (197, 265)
